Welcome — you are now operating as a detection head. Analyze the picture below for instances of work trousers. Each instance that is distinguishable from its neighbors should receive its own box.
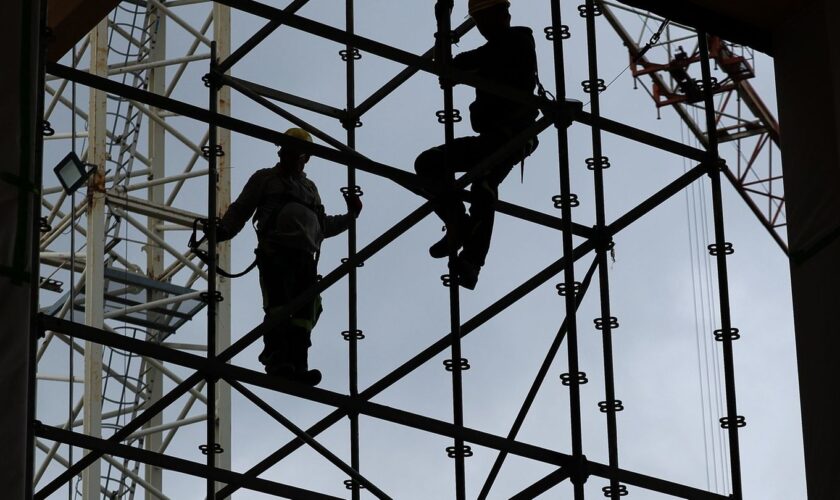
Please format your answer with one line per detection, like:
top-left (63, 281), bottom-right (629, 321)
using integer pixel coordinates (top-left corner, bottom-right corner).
top-left (414, 133), bottom-right (536, 267)
top-left (256, 245), bottom-right (321, 367)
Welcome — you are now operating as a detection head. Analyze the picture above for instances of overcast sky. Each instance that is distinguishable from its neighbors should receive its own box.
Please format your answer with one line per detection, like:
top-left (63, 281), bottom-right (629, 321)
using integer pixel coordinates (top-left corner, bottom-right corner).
top-left (37, 1), bottom-right (806, 499)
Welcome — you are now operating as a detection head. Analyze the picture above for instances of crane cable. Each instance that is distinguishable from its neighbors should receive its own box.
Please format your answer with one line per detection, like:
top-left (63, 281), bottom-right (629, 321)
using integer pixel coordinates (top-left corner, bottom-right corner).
top-left (582, 17), bottom-right (670, 108)
top-left (685, 102), bottom-right (735, 494)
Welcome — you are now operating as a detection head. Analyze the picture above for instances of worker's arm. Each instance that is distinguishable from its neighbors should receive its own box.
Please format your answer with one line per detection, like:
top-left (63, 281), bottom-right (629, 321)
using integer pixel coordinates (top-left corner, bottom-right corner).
top-left (321, 212), bottom-right (352, 239)
top-left (321, 193), bottom-right (362, 238)
top-left (453, 45), bottom-right (488, 73)
top-left (217, 170), bottom-right (265, 241)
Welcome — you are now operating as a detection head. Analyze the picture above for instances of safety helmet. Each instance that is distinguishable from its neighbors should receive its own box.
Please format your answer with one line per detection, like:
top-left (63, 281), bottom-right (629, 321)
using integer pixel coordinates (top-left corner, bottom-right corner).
top-left (468, 0), bottom-right (510, 16)
top-left (284, 127), bottom-right (313, 143)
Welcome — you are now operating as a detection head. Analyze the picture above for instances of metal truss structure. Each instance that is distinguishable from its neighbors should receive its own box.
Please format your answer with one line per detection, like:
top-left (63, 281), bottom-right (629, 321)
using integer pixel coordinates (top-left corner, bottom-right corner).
top-left (599, 2), bottom-right (786, 252)
top-left (30, 0), bottom-right (780, 498)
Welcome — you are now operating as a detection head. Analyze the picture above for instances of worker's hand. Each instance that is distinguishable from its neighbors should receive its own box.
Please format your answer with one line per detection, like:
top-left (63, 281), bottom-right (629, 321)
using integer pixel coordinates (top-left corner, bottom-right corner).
top-left (344, 192), bottom-right (363, 219)
top-left (200, 218), bottom-right (230, 241)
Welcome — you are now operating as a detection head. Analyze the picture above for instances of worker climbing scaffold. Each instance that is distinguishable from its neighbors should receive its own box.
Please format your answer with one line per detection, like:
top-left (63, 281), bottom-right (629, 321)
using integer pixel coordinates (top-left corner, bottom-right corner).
top-left (415, 0), bottom-right (541, 289)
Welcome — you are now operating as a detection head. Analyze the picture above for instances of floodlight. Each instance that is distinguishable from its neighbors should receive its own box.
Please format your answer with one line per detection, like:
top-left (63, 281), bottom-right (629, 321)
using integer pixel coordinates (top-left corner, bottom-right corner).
top-left (53, 151), bottom-right (93, 195)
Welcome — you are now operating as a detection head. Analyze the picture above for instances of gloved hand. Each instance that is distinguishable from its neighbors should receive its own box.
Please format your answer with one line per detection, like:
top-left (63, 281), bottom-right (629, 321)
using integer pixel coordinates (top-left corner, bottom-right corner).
top-left (345, 192), bottom-right (363, 219)
top-left (199, 218), bottom-right (230, 241)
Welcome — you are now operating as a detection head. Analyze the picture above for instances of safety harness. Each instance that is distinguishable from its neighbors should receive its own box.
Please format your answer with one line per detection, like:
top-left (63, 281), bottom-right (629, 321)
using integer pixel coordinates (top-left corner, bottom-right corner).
top-left (188, 218), bottom-right (259, 279)
top-left (188, 194), bottom-right (323, 279)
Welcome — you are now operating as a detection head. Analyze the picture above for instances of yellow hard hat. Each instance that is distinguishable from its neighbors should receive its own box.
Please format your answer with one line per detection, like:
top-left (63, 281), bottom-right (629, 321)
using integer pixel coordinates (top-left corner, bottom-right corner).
top-left (284, 127), bottom-right (313, 143)
top-left (468, 0), bottom-right (509, 16)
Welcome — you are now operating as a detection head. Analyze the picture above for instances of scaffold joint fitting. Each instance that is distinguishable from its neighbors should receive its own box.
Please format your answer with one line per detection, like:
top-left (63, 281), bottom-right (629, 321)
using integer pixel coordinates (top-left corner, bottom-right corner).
top-left (582, 78), bottom-right (607, 94)
top-left (201, 71), bottom-right (221, 89)
top-left (719, 415), bottom-right (747, 429)
top-left (199, 443), bottom-right (224, 455)
top-left (602, 484), bottom-right (629, 497)
top-left (577, 3), bottom-right (603, 17)
top-left (556, 281), bottom-right (582, 297)
top-left (552, 193), bottom-right (580, 209)
top-left (444, 358), bottom-right (470, 372)
top-left (446, 444), bottom-right (473, 458)
top-left (339, 48), bottom-right (362, 61)
top-left (553, 99), bottom-right (583, 129)
top-left (591, 225), bottom-right (615, 253)
top-left (341, 329), bottom-right (365, 341)
top-left (701, 157), bottom-right (726, 176)
top-left (707, 242), bottom-right (734, 256)
top-left (586, 156), bottom-right (611, 170)
top-left (42, 120), bottom-right (55, 137)
top-left (544, 25), bottom-right (571, 41)
top-left (199, 291), bottom-right (224, 303)
top-left (201, 144), bottom-right (224, 158)
top-left (344, 479), bottom-right (366, 490)
top-left (594, 316), bottom-right (619, 330)
top-left (713, 327), bottom-right (740, 342)
top-left (569, 453), bottom-right (591, 485)
top-left (598, 399), bottom-right (625, 413)
top-left (560, 371), bottom-right (588, 386)
top-left (436, 109), bottom-right (462, 124)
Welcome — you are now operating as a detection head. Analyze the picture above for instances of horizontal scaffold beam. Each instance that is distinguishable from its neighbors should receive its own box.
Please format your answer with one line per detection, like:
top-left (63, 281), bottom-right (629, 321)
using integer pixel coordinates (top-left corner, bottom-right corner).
top-left (36, 314), bottom-right (728, 500)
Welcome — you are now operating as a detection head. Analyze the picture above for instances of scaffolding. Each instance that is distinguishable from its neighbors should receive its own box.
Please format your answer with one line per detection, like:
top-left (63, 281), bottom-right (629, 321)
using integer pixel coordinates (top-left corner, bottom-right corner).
top-left (30, 0), bottom-right (775, 498)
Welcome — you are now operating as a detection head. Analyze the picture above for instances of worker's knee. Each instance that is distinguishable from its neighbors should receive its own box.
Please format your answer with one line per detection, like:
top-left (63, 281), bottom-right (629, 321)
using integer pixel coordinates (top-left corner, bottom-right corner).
top-left (472, 179), bottom-right (498, 203)
top-left (468, 180), bottom-right (497, 214)
top-left (414, 147), bottom-right (442, 178)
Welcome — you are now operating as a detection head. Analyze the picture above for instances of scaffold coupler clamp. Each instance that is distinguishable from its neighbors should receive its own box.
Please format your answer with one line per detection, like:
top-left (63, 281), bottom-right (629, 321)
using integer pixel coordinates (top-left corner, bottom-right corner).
top-left (702, 157), bottom-right (726, 177)
top-left (591, 225), bottom-right (615, 254)
top-left (554, 99), bottom-right (583, 129)
top-left (201, 69), bottom-right (222, 89)
top-left (569, 453), bottom-right (591, 487)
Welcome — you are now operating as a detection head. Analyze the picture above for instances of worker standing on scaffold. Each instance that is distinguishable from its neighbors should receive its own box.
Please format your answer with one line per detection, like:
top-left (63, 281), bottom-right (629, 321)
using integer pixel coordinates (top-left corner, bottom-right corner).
top-left (211, 128), bottom-right (362, 385)
top-left (415, 0), bottom-right (540, 289)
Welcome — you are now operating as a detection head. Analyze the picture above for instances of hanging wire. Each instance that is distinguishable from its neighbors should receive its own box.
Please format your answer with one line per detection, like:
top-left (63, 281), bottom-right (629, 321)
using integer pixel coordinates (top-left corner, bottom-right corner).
top-left (687, 102), bottom-right (733, 494)
top-left (682, 121), bottom-right (713, 491)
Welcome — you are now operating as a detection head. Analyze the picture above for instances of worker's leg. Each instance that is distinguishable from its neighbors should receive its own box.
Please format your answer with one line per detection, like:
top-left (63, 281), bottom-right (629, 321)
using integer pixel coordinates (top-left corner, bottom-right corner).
top-left (459, 135), bottom-right (539, 285)
top-left (256, 248), bottom-right (294, 370)
top-left (257, 247), bottom-right (316, 372)
top-left (460, 176), bottom-right (504, 268)
top-left (415, 137), bottom-right (486, 256)
top-left (278, 248), bottom-right (320, 376)
top-left (414, 136), bottom-right (487, 225)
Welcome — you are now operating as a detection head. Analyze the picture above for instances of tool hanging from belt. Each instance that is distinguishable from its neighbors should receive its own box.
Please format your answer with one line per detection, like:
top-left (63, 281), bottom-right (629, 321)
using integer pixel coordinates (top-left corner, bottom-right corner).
top-left (189, 218), bottom-right (258, 279)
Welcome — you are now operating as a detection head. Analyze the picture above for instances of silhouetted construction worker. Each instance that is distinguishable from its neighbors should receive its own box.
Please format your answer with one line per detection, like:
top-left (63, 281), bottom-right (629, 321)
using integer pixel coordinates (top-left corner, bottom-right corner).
top-left (415, 0), bottom-right (539, 289)
top-left (213, 128), bottom-right (362, 385)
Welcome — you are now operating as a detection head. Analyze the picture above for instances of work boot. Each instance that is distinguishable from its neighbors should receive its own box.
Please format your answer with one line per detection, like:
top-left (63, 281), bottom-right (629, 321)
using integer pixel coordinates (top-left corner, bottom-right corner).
top-left (264, 360), bottom-right (296, 378)
top-left (287, 337), bottom-right (322, 387)
top-left (429, 215), bottom-right (470, 259)
top-left (454, 256), bottom-right (481, 290)
top-left (262, 350), bottom-right (295, 376)
top-left (290, 368), bottom-right (323, 386)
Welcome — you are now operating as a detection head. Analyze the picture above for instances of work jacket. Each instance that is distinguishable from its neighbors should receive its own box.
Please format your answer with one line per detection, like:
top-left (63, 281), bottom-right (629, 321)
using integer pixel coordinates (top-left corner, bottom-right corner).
top-left (454, 26), bottom-right (540, 137)
top-left (217, 164), bottom-right (351, 254)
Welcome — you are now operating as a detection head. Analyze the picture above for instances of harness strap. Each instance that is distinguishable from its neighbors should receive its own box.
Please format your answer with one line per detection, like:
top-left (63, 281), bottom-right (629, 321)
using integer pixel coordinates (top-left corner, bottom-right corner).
top-left (189, 218), bottom-right (259, 279)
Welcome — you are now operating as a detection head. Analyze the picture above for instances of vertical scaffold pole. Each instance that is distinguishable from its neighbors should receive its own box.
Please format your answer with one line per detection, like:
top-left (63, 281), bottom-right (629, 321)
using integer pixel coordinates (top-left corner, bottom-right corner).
top-left (344, 1), bottom-right (362, 498)
top-left (205, 40), bottom-right (219, 500)
top-left (583, 1), bottom-right (623, 498)
top-left (698, 31), bottom-right (743, 500)
top-left (435, 2), bottom-right (467, 499)
top-left (212, 4), bottom-right (232, 493)
top-left (549, 1), bottom-right (586, 497)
